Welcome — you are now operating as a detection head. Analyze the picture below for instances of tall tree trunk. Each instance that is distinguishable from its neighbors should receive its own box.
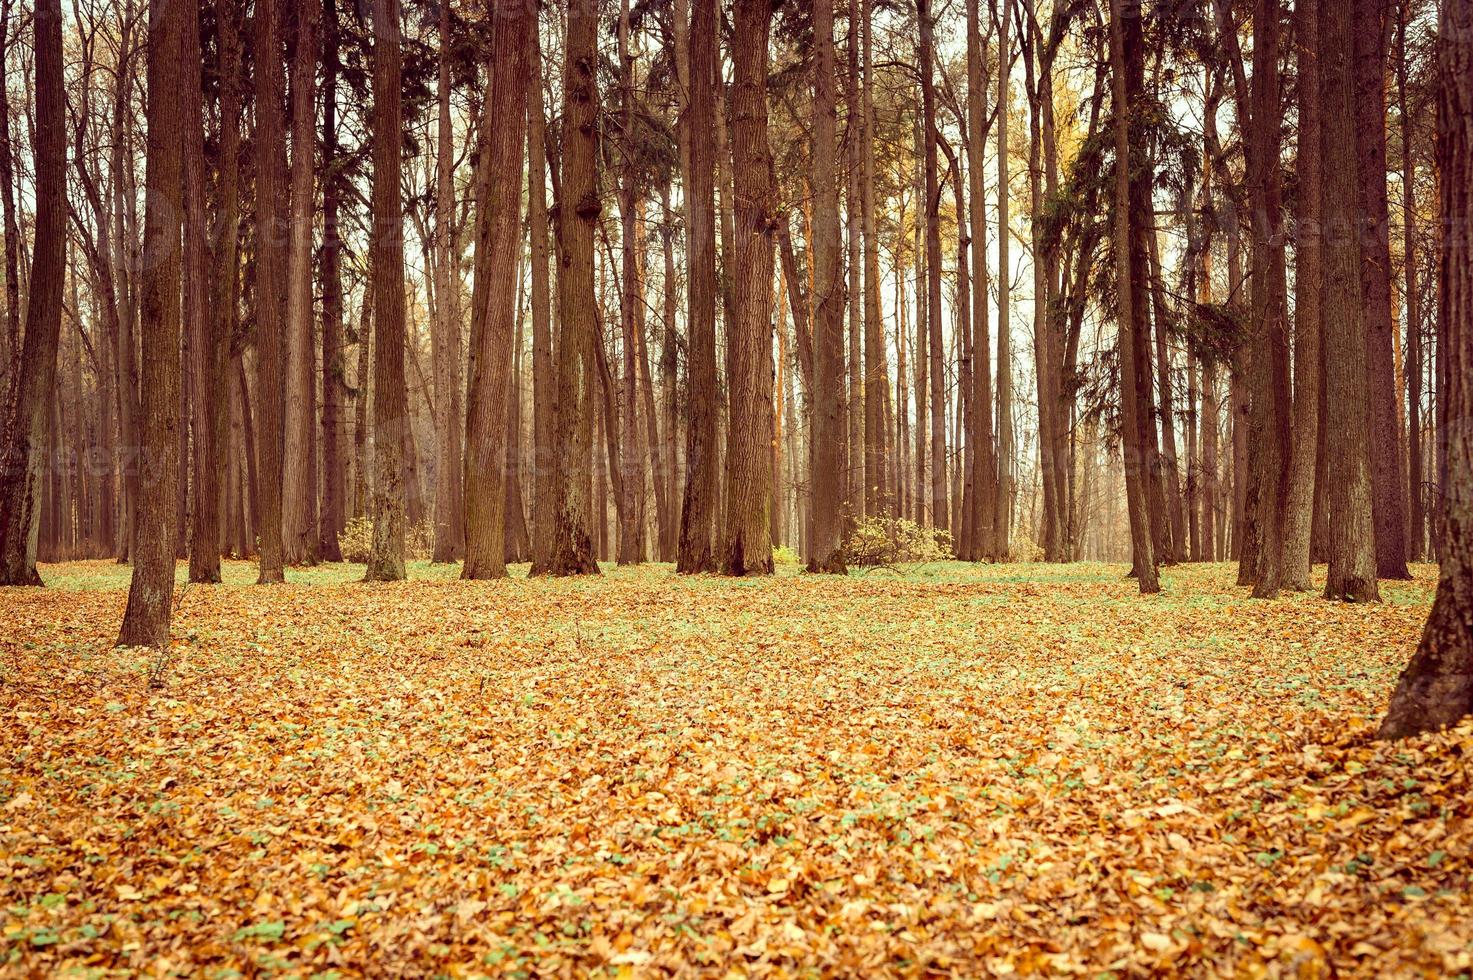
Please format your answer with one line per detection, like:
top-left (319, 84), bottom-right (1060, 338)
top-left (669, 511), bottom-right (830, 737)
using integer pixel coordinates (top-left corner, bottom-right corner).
top-left (528, 23), bottom-right (556, 571)
top-left (809, 0), bottom-right (846, 572)
top-left (1378, 0), bottom-right (1472, 738)
top-left (677, 0), bottom-right (719, 574)
top-left (1282, 0), bottom-right (1322, 590)
top-left (364, 0), bottom-right (408, 582)
top-left (994, 0), bottom-right (1013, 560)
top-left (184, 0), bottom-right (222, 582)
top-left (431, 0), bottom-right (464, 562)
top-left (545, 0), bottom-right (601, 576)
top-left (282, 0), bottom-right (320, 566)
top-left (463, 0), bottom-right (528, 579)
top-left (0, 0), bottom-right (19, 394)
top-left (845, 0), bottom-right (865, 526)
top-left (1321, 0), bottom-right (1382, 603)
top-left (352, 286), bottom-right (372, 521)
top-left (118, 0), bottom-right (184, 644)
top-left (1398, 3), bottom-right (1424, 563)
top-left (616, 0), bottom-right (643, 565)
top-left (658, 183), bottom-right (680, 561)
top-left (1110, 0), bottom-right (1159, 593)
top-left (919, 0), bottom-right (948, 537)
top-left (0, 0), bottom-right (64, 586)
top-left (723, 0), bottom-right (776, 576)
top-left (254, 0), bottom-right (287, 582)
top-left (1357, 0), bottom-right (1412, 580)
top-left (318, 0), bottom-right (345, 561)
top-left (967, 0), bottom-right (995, 559)
top-left (862, 0), bottom-right (890, 520)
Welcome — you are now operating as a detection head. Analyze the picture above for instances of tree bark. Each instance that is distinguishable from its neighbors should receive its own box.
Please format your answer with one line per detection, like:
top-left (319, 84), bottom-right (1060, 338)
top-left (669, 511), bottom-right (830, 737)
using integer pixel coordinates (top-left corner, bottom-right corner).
top-left (544, 0), bottom-right (601, 576)
top-left (462, 2), bottom-right (528, 580)
top-left (1109, 0), bottom-right (1159, 593)
top-left (862, 0), bottom-right (890, 520)
top-left (1356, 0), bottom-right (1412, 580)
top-left (677, 0), bottom-right (719, 574)
top-left (318, 0), bottom-right (345, 561)
top-left (919, 0), bottom-right (948, 537)
top-left (1379, 0), bottom-right (1472, 738)
top-left (1398, 3), bottom-right (1424, 563)
top-left (117, 0), bottom-right (184, 644)
top-left (253, 0), bottom-right (287, 582)
top-left (282, 0), bottom-right (320, 566)
top-left (722, 0), bottom-right (776, 576)
top-left (1282, 0), bottom-right (1322, 590)
top-left (364, 0), bottom-right (408, 582)
top-left (809, 0), bottom-right (846, 572)
top-left (528, 23), bottom-right (556, 572)
top-left (431, 0), bottom-right (464, 563)
top-left (1321, 0), bottom-right (1382, 602)
top-left (967, 0), bottom-right (995, 559)
top-left (0, 0), bottom-right (65, 586)
top-left (995, 0), bottom-right (1013, 560)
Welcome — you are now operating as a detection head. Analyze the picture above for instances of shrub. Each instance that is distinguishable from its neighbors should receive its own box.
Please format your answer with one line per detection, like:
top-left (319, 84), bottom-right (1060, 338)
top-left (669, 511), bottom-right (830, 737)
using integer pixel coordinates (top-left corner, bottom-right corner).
top-left (338, 516), bottom-right (373, 563)
top-left (772, 545), bottom-right (800, 565)
top-left (842, 516), bottom-right (954, 568)
top-left (338, 517), bottom-right (435, 564)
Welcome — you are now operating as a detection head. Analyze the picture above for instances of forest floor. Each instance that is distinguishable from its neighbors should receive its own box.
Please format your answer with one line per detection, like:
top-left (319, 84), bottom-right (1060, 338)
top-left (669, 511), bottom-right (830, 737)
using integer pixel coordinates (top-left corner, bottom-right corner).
top-left (1, 560), bottom-right (1469, 976)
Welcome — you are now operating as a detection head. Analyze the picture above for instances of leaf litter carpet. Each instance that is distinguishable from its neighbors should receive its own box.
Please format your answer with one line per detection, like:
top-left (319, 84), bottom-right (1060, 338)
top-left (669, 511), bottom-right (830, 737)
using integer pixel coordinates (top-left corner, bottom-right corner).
top-left (1, 561), bottom-right (1469, 976)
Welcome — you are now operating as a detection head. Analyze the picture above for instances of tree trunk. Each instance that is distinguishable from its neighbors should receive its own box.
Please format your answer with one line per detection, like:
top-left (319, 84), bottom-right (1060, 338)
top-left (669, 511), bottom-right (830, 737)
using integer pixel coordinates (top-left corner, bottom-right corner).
top-left (862, 0), bottom-right (890, 521)
top-left (431, 0), bottom-right (464, 563)
top-left (544, 0), bottom-right (601, 576)
top-left (462, 2), bottom-right (528, 580)
top-left (919, 0), bottom-right (948, 537)
top-left (0, 0), bottom-right (19, 395)
top-left (1282, 0), bottom-right (1322, 590)
top-left (677, 0), bottom-right (719, 574)
top-left (0, 0), bottom-right (65, 587)
top-left (364, 0), bottom-right (408, 582)
top-left (967, 0), bottom-right (995, 559)
top-left (809, 0), bottom-right (846, 573)
top-left (1109, 0), bottom-right (1159, 593)
top-left (845, 0), bottom-right (865, 526)
top-left (528, 23), bottom-right (556, 571)
top-left (253, 0), bottom-right (287, 582)
top-left (1378, 0), bottom-right (1472, 738)
top-left (183, 0), bottom-right (222, 582)
top-left (722, 0), bottom-right (776, 576)
top-left (117, 0), bottom-right (184, 644)
top-left (1321, 0), bottom-right (1382, 603)
top-left (1398, 3), bottom-right (1424, 563)
top-left (616, 0), bottom-right (643, 565)
top-left (318, 0), bottom-right (345, 561)
top-left (1356, 0), bottom-right (1412, 580)
top-left (995, 0), bottom-right (1013, 560)
top-left (282, 0), bottom-right (319, 566)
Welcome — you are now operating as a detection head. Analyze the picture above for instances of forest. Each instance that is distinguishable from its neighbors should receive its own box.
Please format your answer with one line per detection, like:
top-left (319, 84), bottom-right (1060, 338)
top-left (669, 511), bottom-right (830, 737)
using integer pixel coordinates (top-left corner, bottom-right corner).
top-left (0, 0), bottom-right (1471, 972)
